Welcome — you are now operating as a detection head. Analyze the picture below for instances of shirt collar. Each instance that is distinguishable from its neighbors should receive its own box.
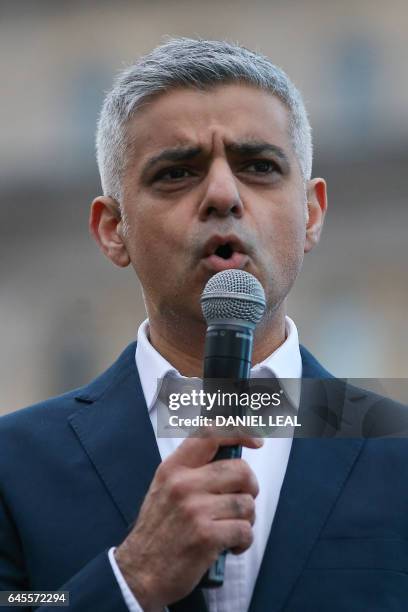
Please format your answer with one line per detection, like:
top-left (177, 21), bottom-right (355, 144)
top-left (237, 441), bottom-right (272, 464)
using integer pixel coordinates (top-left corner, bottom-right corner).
top-left (136, 316), bottom-right (302, 412)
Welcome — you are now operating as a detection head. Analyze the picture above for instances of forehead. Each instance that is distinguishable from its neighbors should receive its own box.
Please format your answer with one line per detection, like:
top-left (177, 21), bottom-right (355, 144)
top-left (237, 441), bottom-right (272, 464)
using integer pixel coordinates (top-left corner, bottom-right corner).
top-left (124, 83), bottom-right (294, 166)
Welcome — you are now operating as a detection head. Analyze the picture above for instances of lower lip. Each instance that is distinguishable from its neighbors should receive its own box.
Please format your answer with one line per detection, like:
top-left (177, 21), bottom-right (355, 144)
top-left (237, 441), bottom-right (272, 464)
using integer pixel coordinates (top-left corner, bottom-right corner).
top-left (201, 252), bottom-right (249, 273)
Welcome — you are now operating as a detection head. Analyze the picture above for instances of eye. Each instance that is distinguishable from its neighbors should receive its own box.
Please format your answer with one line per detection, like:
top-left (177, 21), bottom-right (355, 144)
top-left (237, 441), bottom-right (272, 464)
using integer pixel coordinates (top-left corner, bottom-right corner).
top-left (154, 166), bottom-right (193, 181)
top-left (244, 159), bottom-right (279, 174)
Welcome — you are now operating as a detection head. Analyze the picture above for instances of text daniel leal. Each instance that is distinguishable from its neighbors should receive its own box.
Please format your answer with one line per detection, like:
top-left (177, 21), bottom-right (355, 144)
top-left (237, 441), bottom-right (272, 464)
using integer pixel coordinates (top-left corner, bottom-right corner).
top-left (168, 414), bottom-right (301, 428)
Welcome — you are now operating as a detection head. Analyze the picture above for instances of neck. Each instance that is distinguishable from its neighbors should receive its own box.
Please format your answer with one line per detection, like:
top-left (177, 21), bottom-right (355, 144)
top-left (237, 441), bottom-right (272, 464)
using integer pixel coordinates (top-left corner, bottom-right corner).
top-left (146, 304), bottom-right (288, 377)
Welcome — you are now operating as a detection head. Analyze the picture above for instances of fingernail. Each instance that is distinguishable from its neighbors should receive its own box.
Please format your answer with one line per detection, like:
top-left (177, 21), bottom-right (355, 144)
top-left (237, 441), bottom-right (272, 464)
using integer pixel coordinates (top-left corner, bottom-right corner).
top-left (254, 437), bottom-right (264, 447)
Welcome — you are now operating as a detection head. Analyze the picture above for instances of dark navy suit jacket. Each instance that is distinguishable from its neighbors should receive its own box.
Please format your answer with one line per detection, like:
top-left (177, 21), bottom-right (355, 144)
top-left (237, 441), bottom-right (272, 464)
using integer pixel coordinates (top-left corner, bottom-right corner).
top-left (1, 343), bottom-right (407, 611)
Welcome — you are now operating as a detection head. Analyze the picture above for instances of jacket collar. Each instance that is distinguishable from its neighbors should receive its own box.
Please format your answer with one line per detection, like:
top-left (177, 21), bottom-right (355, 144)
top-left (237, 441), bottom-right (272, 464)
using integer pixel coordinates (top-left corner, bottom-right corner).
top-left (69, 342), bottom-right (321, 527)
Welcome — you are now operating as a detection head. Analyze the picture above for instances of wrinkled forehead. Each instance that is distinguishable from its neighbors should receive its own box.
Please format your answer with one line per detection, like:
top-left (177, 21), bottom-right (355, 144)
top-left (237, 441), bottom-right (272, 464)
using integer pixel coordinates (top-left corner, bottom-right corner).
top-left (122, 83), bottom-right (296, 169)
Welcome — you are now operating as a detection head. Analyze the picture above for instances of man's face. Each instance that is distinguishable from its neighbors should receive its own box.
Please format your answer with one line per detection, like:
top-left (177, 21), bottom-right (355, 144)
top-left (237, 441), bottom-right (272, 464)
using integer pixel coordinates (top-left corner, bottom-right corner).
top-left (110, 83), bottom-right (323, 324)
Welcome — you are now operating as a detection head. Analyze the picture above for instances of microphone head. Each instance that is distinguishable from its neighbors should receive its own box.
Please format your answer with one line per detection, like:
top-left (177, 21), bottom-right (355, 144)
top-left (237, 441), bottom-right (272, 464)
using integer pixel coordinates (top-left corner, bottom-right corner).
top-left (201, 269), bottom-right (266, 328)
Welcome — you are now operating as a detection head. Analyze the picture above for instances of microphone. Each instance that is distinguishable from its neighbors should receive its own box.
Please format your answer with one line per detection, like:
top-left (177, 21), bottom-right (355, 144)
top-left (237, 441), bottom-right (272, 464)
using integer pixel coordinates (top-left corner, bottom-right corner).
top-left (199, 269), bottom-right (266, 588)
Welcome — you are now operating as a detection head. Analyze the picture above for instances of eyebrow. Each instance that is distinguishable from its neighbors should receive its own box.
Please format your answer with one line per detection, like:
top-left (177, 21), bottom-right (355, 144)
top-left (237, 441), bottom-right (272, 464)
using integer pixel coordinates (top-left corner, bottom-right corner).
top-left (142, 146), bottom-right (202, 174)
top-left (141, 140), bottom-right (291, 176)
top-left (227, 141), bottom-right (290, 166)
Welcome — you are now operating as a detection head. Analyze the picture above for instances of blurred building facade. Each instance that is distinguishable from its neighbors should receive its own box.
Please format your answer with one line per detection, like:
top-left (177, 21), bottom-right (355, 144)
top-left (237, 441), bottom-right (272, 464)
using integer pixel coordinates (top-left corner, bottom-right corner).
top-left (1, 0), bottom-right (407, 413)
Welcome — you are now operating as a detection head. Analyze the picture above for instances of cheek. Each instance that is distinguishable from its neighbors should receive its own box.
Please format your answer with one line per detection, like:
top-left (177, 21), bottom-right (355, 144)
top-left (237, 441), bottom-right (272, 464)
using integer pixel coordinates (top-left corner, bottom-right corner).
top-left (263, 208), bottom-right (306, 258)
top-left (124, 213), bottom-right (183, 281)
top-left (259, 208), bottom-right (306, 297)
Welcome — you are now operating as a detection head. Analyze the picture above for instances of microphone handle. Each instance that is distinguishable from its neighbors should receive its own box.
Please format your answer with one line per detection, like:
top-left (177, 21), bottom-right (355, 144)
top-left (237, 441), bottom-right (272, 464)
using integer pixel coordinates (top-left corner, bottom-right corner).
top-left (199, 324), bottom-right (252, 589)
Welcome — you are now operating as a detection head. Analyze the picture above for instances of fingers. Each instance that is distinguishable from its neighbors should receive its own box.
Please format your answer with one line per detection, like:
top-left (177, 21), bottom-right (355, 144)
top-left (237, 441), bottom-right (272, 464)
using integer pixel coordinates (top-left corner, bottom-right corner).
top-left (189, 493), bottom-right (256, 524)
top-left (157, 458), bottom-right (259, 500)
top-left (208, 519), bottom-right (254, 556)
top-left (202, 459), bottom-right (260, 497)
top-left (165, 433), bottom-right (263, 469)
top-left (186, 516), bottom-right (254, 559)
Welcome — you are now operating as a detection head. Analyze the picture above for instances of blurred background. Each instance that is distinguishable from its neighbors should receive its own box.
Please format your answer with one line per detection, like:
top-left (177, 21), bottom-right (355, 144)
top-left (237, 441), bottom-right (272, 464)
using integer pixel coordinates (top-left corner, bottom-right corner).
top-left (1, 0), bottom-right (407, 415)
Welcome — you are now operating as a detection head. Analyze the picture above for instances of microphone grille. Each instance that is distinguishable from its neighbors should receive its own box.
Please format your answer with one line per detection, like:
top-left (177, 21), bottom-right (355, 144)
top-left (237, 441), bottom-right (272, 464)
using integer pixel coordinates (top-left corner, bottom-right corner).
top-left (201, 270), bottom-right (266, 326)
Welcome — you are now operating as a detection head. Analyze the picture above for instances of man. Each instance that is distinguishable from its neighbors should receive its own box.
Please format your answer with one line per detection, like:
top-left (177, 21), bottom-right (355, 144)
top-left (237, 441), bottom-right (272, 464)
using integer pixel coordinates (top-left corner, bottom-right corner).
top-left (1, 38), bottom-right (407, 612)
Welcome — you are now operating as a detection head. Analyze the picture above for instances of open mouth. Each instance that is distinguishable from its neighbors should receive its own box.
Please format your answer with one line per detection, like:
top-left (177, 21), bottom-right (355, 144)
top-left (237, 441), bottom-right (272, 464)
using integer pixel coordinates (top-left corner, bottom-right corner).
top-left (202, 236), bottom-right (249, 272)
top-left (214, 243), bottom-right (234, 260)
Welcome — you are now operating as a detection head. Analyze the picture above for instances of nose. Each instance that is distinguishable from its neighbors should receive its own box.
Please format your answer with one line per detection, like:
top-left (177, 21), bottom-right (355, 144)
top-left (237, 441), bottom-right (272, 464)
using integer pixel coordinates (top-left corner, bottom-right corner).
top-left (198, 160), bottom-right (244, 220)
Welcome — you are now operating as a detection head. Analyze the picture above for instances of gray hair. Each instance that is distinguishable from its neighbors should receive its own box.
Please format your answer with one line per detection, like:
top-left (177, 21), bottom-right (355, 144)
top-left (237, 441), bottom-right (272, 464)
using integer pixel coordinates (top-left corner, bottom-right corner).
top-left (96, 38), bottom-right (313, 202)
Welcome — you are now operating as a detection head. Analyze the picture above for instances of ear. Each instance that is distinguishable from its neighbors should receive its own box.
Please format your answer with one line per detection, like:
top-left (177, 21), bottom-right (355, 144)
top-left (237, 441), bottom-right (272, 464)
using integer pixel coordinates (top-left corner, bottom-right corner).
top-left (304, 178), bottom-right (328, 253)
top-left (89, 196), bottom-right (130, 267)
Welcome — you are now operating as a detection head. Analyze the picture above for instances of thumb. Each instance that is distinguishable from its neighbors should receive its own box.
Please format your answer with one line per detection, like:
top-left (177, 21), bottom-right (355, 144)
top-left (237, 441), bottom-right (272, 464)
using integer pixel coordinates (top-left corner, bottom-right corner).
top-left (166, 431), bottom-right (263, 469)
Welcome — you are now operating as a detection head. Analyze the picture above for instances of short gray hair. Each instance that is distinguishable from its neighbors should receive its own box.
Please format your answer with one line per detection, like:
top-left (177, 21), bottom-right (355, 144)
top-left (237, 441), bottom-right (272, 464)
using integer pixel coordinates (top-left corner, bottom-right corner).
top-left (96, 38), bottom-right (313, 202)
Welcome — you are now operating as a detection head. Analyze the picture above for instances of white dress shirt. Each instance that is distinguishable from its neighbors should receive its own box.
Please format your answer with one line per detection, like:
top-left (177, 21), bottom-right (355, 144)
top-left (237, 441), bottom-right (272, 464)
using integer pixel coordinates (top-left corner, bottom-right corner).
top-left (109, 317), bottom-right (302, 612)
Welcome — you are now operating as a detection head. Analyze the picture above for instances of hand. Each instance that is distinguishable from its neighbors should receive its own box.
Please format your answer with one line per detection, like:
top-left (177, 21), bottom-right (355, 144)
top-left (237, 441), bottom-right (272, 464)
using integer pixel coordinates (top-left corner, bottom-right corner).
top-left (115, 434), bottom-right (263, 611)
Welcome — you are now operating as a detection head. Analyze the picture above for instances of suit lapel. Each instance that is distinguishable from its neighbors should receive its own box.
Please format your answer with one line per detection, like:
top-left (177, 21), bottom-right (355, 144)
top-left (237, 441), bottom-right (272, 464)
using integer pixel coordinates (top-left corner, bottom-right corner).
top-left (249, 437), bottom-right (364, 612)
top-left (69, 343), bottom-right (161, 527)
top-left (68, 343), bottom-right (208, 612)
top-left (249, 348), bottom-right (365, 612)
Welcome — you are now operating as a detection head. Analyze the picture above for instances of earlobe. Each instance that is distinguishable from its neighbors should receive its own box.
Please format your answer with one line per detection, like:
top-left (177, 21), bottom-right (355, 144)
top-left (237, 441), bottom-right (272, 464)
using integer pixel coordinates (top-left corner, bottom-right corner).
top-left (304, 178), bottom-right (328, 253)
top-left (89, 196), bottom-right (131, 268)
